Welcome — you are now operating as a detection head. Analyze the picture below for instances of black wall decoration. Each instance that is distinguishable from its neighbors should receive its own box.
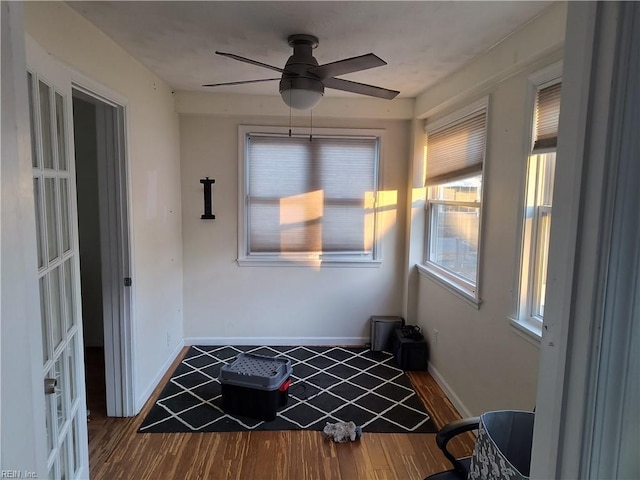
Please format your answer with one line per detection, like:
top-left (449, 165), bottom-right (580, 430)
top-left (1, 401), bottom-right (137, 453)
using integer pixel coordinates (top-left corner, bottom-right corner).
top-left (200, 177), bottom-right (216, 219)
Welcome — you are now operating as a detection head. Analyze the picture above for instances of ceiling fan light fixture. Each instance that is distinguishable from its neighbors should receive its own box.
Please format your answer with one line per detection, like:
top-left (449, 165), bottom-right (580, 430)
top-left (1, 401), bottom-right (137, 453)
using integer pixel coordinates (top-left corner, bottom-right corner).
top-left (280, 75), bottom-right (324, 110)
top-left (281, 88), bottom-right (323, 110)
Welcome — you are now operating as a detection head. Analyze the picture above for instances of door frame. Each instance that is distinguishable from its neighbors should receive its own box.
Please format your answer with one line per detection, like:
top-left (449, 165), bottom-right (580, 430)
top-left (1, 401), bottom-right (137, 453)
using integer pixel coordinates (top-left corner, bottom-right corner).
top-left (531, 2), bottom-right (640, 478)
top-left (71, 71), bottom-right (136, 417)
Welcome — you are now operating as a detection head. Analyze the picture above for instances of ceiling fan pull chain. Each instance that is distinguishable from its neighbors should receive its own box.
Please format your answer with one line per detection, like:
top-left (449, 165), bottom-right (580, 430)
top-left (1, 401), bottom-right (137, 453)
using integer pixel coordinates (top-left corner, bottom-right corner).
top-left (289, 82), bottom-right (293, 137)
top-left (310, 109), bottom-right (313, 142)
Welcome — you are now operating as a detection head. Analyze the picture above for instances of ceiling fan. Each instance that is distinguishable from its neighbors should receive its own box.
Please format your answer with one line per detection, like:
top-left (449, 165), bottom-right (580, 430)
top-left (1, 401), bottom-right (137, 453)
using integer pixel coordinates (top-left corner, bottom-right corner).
top-left (204, 34), bottom-right (400, 110)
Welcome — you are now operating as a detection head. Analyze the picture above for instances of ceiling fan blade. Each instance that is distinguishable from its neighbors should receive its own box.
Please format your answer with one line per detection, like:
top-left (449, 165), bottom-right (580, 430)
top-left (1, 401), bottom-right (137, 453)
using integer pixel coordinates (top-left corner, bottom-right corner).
top-left (202, 78), bottom-right (280, 87)
top-left (323, 77), bottom-right (400, 100)
top-left (216, 51), bottom-right (294, 74)
top-left (308, 53), bottom-right (387, 79)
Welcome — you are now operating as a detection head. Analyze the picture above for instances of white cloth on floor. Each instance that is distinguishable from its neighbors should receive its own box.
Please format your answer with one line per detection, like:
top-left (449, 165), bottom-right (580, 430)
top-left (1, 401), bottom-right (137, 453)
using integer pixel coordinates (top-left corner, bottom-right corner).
top-left (322, 421), bottom-right (362, 442)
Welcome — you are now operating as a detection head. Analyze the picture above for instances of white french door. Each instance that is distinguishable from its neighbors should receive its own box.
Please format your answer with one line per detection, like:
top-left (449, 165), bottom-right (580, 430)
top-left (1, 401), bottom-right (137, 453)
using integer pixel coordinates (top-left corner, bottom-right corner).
top-left (26, 37), bottom-right (89, 479)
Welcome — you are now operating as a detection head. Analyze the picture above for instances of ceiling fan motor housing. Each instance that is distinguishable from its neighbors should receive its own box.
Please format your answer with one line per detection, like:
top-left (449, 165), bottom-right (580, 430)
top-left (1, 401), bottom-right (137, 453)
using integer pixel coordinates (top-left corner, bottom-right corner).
top-left (279, 34), bottom-right (325, 104)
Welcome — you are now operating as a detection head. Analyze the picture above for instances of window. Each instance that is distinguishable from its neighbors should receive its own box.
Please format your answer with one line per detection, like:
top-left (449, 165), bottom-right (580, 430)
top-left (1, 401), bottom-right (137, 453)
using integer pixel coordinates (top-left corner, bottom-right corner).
top-left (420, 98), bottom-right (489, 303)
top-left (516, 75), bottom-right (561, 336)
top-left (238, 126), bottom-right (382, 266)
top-left (428, 176), bottom-right (482, 286)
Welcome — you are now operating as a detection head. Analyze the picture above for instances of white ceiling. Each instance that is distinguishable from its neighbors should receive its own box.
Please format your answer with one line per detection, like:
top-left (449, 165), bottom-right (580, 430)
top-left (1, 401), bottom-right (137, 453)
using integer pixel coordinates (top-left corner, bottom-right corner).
top-left (69, 1), bottom-right (554, 99)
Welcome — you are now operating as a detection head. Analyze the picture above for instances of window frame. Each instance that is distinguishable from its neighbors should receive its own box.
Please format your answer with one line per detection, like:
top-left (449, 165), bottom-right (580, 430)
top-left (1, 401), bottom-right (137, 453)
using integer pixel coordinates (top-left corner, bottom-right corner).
top-left (419, 97), bottom-right (489, 305)
top-left (237, 125), bottom-right (384, 267)
top-left (510, 62), bottom-right (562, 342)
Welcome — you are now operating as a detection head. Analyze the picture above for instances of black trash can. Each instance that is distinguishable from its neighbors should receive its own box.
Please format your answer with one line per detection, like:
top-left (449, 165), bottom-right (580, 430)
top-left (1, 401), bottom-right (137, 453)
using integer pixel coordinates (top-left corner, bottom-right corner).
top-left (370, 316), bottom-right (404, 351)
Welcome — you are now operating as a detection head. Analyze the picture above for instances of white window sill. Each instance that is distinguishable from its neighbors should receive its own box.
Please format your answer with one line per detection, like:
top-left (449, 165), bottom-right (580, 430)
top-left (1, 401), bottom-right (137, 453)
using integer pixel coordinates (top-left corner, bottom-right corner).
top-left (416, 263), bottom-right (482, 309)
top-left (509, 316), bottom-right (542, 347)
top-left (237, 256), bottom-right (382, 268)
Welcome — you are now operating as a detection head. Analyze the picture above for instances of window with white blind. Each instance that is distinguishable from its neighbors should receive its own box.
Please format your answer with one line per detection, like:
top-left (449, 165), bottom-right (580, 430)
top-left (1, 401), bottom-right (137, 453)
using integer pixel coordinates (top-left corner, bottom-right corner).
top-left (514, 65), bottom-right (562, 339)
top-left (533, 82), bottom-right (562, 152)
top-left (237, 126), bottom-right (382, 266)
top-left (421, 97), bottom-right (489, 304)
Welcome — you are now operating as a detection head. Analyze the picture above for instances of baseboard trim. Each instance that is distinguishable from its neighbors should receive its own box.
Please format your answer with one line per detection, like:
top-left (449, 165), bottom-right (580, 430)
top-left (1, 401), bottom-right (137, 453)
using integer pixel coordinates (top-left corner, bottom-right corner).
top-left (183, 336), bottom-right (368, 347)
top-left (428, 363), bottom-right (473, 418)
top-left (135, 340), bottom-right (185, 413)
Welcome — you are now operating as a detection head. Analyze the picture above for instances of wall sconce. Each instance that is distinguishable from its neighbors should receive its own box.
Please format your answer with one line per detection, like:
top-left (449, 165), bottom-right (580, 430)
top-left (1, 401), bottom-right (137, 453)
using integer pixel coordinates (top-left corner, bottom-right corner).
top-left (200, 177), bottom-right (216, 219)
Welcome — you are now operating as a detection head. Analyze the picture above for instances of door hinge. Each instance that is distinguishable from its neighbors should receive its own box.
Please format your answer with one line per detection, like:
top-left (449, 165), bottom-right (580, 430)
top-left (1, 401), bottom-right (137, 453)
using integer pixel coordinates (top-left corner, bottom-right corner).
top-left (124, 277), bottom-right (132, 287)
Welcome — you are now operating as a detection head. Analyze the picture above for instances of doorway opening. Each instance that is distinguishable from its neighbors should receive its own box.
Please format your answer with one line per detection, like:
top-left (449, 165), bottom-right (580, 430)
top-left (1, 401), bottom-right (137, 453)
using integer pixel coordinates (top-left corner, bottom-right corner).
top-left (71, 87), bottom-right (134, 427)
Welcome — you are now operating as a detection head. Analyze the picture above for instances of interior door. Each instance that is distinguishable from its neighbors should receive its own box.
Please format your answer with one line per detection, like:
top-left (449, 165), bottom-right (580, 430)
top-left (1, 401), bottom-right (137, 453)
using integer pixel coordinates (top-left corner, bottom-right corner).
top-left (26, 36), bottom-right (89, 480)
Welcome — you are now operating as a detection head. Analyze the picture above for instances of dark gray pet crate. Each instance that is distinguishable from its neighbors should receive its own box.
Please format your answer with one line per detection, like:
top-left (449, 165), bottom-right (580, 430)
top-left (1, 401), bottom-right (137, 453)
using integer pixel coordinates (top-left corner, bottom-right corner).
top-left (219, 352), bottom-right (292, 421)
top-left (370, 315), bottom-right (404, 351)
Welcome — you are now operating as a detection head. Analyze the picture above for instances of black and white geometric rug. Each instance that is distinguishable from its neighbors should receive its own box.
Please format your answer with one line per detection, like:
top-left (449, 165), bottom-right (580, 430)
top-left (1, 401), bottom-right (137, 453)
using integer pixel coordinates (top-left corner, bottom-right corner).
top-left (139, 345), bottom-right (436, 434)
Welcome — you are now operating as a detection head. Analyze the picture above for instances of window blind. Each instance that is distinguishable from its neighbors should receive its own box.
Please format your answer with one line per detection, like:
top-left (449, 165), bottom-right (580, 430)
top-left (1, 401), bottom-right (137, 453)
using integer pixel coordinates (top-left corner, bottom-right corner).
top-left (247, 134), bottom-right (378, 255)
top-left (533, 82), bottom-right (562, 152)
top-left (425, 108), bottom-right (487, 185)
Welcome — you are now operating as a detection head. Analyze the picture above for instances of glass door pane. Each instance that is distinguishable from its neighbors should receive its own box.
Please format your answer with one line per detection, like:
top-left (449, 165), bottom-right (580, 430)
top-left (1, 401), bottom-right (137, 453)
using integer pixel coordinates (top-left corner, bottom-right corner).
top-left (54, 358), bottom-right (66, 431)
top-left (39, 277), bottom-right (50, 365)
top-left (39, 81), bottom-right (54, 169)
top-left (62, 259), bottom-right (75, 332)
top-left (49, 267), bottom-right (64, 351)
top-left (55, 93), bottom-right (67, 171)
top-left (33, 177), bottom-right (45, 268)
top-left (60, 179), bottom-right (70, 253)
top-left (28, 73), bottom-right (38, 168)
top-left (44, 177), bottom-right (59, 262)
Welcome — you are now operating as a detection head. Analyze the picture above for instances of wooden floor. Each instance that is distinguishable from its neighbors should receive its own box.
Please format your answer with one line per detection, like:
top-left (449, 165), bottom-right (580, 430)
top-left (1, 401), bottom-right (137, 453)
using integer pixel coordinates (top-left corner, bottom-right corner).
top-left (86, 347), bottom-right (475, 480)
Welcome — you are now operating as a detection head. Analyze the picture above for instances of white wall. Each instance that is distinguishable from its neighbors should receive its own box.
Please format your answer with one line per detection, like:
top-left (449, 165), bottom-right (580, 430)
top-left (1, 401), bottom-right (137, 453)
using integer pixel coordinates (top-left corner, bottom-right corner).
top-left (178, 106), bottom-right (411, 343)
top-left (23, 2), bottom-right (184, 409)
top-left (408, 2), bottom-right (567, 416)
